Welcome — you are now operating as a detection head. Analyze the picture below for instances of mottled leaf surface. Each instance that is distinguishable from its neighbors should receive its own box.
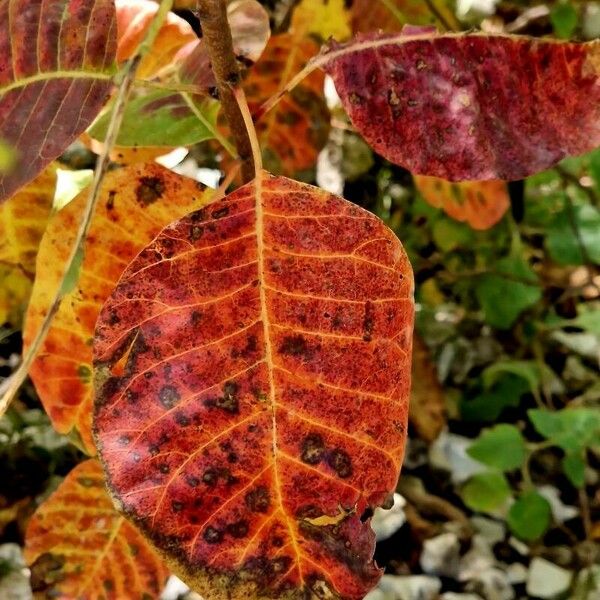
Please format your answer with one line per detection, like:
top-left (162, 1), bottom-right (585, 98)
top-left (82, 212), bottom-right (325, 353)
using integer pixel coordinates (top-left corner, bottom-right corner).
top-left (25, 459), bottom-right (168, 599)
top-left (245, 35), bottom-right (330, 178)
top-left (25, 164), bottom-right (212, 454)
top-left (93, 172), bottom-right (413, 599)
top-left (324, 31), bottom-right (600, 180)
top-left (0, 0), bottom-right (116, 201)
top-left (414, 176), bottom-right (510, 230)
top-left (0, 164), bottom-right (57, 325)
top-left (350, 0), bottom-right (458, 34)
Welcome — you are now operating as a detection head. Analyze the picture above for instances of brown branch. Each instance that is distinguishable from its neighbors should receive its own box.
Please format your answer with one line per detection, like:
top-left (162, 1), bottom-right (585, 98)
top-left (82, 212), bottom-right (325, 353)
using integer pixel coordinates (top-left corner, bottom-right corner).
top-left (197, 0), bottom-right (255, 183)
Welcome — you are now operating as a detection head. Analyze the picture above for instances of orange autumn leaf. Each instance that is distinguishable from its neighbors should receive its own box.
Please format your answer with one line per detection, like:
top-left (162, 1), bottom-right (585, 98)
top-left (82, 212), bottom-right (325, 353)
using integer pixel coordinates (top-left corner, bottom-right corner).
top-left (93, 171), bottom-right (414, 599)
top-left (116, 0), bottom-right (196, 79)
top-left (0, 164), bottom-right (57, 325)
top-left (414, 175), bottom-right (510, 230)
top-left (220, 34), bottom-right (330, 179)
top-left (409, 334), bottom-right (446, 443)
top-left (24, 164), bottom-right (214, 454)
top-left (350, 0), bottom-right (459, 34)
top-left (25, 459), bottom-right (169, 599)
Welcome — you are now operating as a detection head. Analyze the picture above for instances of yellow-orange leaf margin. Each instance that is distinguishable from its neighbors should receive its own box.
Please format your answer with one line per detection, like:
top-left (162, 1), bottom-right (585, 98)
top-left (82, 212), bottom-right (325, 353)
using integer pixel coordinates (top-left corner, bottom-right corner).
top-left (25, 459), bottom-right (169, 599)
top-left (24, 163), bottom-right (214, 454)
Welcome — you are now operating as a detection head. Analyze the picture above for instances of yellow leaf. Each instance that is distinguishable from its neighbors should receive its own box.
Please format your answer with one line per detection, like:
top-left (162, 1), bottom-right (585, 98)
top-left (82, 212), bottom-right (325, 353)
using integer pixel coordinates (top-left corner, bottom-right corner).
top-left (24, 163), bottom-right (214, 454)
top-left (0, 164), bottom-right (57, 325)
top-left (25, 459), bottom-right (169, 600)
top-left (291, 0), bottom-right (352, 41)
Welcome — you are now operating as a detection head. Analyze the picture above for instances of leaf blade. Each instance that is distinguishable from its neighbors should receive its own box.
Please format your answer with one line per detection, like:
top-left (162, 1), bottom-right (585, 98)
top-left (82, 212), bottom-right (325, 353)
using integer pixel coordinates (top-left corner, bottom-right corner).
top-left (324, 31), bottom-right (600, 180)
top-left (93, 172), bottom-right (414, 599)
top-left (0, 0), bottom-right (117, 201)
top-left (24, 459), bottom-right (169, 599)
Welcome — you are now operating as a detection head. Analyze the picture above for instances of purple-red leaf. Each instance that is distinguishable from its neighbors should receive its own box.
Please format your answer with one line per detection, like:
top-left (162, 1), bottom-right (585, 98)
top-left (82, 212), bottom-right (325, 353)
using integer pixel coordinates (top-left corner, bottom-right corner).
top-left (93, 172), bottom-right (413, 599)
top-left (324, 30), bottom-right (600, 180)
top-left (0, 0), bottom-right (116, 201)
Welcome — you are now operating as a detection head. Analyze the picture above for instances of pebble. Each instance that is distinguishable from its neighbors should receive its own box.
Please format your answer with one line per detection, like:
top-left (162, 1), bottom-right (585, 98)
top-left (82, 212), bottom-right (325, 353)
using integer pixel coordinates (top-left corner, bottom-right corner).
top-left (464, 567), bottom-right (515, 600)
top-left (420, 532), bottom-right (461, 577)
top-left (470, 516), bottom-right (506, 545)
top-left (371, 493), bottom-right (407, 542)
top-left (459, 535), bottom-right (496, 581)
top-left (430, 431), bottom-right (487, 484)
top-left (367, 574), bottom-right (442, 600)
top-left (526, 558), bottom-right (572, 599)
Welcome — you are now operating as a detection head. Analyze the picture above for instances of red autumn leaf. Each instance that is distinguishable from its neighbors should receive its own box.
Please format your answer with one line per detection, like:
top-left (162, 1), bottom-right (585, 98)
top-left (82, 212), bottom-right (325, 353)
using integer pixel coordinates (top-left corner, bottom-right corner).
top-left (25, 164), bottom-right (214, 454)
top-left (0, 0), bottom-right (116, 202)
top-left (323, 29), bottom-right (600, 180)
top-left (414, 175), bottom-right (510, 230)
top-left (93, 172), bottom-right (414, 599)
top-left (25, 459), bottom-right (169, 599)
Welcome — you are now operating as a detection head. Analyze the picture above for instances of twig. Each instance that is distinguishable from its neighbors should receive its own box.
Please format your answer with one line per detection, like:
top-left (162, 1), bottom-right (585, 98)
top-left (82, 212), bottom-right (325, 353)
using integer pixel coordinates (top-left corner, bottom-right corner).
top-left (0, 0), bottom-right (174, 418)
top-left (197, 0), bottom-right (255, 182)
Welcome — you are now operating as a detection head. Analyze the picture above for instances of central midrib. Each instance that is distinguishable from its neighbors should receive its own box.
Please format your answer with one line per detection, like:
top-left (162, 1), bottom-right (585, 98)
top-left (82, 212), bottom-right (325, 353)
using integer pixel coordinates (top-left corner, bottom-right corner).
top-left (254, 171), bottom-right (304, 582)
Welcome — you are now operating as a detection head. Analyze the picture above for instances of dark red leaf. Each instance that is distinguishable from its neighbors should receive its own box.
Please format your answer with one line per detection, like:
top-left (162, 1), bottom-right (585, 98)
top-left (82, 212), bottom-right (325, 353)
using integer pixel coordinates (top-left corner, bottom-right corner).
top-left (324, 29), bottom-right (600, 180)
top-left (0, 0), bottom-right (116, 202)
top-left (93, 172), bottom-right (413, 599)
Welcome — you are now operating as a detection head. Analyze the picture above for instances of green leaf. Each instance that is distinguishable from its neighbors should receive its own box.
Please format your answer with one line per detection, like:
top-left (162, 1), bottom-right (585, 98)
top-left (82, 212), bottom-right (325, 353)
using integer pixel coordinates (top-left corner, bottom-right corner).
top-left (546, 204), bottom-right (600, 266)
top-left (467, 425), bottom-right (527, 471)
top-left (550, 2), bottom-right (578, 39)
top-left (507, 491), bottom-right (552, 540)
top-left (475, 256), bottom-right (542, 329)
top-left (461, 374), bottom-right (529, 422)
top-left (528, 408), bottom-right (600, 452)
top-left (432, 218), bottom-right (475, 252)
top-left (462, 472), bottom-right (511, 513)
top-left (89, 91), bottom-right (220, 148)
top-left (563, 452), bottom-right (586, 488)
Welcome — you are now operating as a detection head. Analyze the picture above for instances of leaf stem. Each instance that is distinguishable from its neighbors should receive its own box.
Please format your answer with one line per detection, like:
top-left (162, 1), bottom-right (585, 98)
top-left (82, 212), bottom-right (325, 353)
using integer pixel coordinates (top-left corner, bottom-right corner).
top-left (233, 87), bottom-right (262, 180)
top-left (197, 0), bottom-right (255, 183)
top-left (0, 0), bottom-right (174, 418)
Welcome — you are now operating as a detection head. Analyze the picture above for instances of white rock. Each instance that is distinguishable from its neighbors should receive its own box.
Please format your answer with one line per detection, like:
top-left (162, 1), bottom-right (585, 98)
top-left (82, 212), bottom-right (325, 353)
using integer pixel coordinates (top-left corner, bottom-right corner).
top-left (371, 493), bottom-right (407, 542)
top-left (471, 516), bottom-right (506, 545)
top-left (429, 431), bottom-right (487, 484)
top-left (505, 563), bottom-right (528, 584)
top-left (377, 574), bottom-right (442, 600)
top-left (420, 532), bottom-right (460, 577)
top-left (536, 485), bottom-right (578, 524)
top-left (465, 567), bottom-right (515, 600)
top-left (526, 558), bottom-right (572, 599)
top-left (508, 536), bottom-right (529, 556)
top-left (459, 535), bottom-right (496, 581)
top-left (161, 576), bottom-right (195, 600)
top-left (441, 594), bottom-right (483, 600)
top-left (0, 544), bottom-right (32, 600)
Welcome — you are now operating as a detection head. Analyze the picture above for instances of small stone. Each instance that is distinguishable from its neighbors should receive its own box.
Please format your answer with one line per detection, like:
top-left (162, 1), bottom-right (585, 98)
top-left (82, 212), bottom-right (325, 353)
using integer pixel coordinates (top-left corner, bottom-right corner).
top-left (505, 562), bottom-right (528, 584)
top-left (536, 485), bottom-right (578, 524)
top-left (458, 535), bottom-right (496, 581)
top-left (465, 567), bottom-right (515, 600)
top-left (508, 536), bottom-right (529, 556)
top-left (526, 558), bottom-right (572, 599)
top-left (377, 575), bottom-right (441, 600)
top-left (441, 594), bottom-right (484, 600)
top-left (429, 431), bottom-right (487, 484)
top-left (371, 493), bottom-right (407, 542)
top-left (420, 532), bottom-right (460, 577)
top-left (471, 516), bottom-right (505, 545)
